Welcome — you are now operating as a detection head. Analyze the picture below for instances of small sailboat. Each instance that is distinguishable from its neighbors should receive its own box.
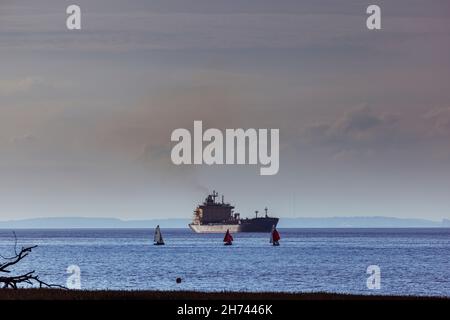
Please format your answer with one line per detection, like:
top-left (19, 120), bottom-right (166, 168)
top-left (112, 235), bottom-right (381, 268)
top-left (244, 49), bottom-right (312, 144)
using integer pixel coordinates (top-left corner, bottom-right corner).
top-left (154, 225), bottom-right (165, 245)
top-left (223, 229), bottom-right (233, 245)
top-left (270, 225), bottom-right (280, 246)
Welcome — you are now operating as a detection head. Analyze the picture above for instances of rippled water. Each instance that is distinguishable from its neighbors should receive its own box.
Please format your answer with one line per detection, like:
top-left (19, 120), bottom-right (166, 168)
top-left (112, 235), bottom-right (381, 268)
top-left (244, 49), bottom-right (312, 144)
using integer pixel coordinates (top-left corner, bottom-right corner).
top-left (0, 228), bottom-right (449, 296)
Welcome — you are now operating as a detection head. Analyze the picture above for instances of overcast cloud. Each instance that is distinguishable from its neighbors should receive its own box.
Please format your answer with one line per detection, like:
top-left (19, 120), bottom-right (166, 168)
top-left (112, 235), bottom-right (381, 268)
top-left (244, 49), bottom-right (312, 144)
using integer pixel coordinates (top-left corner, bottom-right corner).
top-left (1, 1), bottom-right (450, 220)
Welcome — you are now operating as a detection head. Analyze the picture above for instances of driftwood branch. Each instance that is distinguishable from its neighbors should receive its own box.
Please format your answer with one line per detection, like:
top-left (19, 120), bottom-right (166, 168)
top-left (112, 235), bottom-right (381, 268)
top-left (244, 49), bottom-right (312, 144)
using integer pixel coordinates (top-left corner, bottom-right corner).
top-left (0, 231), bottom-right (19, 260)
top-left (0, 245), bottom-right (36, 274)
top-left (0, 233), bottom-right (67, 289)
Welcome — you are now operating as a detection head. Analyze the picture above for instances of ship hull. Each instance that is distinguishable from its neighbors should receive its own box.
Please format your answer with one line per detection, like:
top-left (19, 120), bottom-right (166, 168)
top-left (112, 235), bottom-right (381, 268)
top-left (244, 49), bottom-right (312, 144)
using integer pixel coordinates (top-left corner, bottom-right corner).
top-left (189, 217), bottom-right (279, 233)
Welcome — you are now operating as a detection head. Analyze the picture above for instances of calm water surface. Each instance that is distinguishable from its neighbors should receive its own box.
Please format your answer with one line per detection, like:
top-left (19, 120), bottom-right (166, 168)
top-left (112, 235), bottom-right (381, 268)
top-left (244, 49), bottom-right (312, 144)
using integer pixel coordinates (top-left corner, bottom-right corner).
top-left (0, 228), bottom-right (448, 296)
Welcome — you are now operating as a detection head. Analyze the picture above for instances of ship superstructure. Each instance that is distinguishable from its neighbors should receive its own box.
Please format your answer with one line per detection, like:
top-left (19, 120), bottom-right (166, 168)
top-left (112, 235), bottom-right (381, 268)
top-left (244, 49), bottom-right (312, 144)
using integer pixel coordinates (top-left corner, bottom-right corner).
top-left (189, 191), bottom-right (279, 233)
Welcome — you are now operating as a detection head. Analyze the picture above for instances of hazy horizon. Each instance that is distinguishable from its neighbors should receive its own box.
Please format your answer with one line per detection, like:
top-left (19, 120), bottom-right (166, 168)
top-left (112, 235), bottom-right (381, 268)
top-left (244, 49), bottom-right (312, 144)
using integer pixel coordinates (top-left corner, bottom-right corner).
top-left (0, 215), bottom-right (448, 229)
top-left (1, 1), bottom-right (450, 221)
top-left (1, 214), bottom-right (447, 222)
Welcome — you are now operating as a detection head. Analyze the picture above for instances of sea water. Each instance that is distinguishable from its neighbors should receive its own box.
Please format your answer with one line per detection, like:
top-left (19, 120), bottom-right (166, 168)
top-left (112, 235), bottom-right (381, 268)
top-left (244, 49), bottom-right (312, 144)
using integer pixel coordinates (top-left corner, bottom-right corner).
top-left (0, 228), bottom-right (448, 296)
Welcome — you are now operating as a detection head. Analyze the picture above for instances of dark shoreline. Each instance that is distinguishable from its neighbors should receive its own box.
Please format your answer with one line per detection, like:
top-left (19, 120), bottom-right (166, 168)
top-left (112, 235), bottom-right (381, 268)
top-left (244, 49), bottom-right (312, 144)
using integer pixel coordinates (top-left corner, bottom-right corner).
top-left (0, 289), bottom-right (447, 300)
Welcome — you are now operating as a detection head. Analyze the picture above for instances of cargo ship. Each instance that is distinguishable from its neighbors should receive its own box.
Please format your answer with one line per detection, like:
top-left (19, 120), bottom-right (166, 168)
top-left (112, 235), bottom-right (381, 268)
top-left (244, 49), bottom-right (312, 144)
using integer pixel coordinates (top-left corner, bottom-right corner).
top-left (188, 191), bottom-right (279, 233)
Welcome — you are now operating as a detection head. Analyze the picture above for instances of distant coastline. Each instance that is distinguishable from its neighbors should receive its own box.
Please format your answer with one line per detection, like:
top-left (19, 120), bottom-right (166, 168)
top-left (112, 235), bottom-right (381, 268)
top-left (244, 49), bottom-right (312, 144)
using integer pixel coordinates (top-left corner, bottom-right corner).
top-left (0, 216), bottom-right (448, 229)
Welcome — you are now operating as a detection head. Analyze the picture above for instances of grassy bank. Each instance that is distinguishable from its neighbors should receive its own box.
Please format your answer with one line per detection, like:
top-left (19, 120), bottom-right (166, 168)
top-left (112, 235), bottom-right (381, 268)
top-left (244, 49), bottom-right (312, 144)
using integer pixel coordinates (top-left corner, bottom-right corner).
top-left (0, 289), bottom-right (447, 300)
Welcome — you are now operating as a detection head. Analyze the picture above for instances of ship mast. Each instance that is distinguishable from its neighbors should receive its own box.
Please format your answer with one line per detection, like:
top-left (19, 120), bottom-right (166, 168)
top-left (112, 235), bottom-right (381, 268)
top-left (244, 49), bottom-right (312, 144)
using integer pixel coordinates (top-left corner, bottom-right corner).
top-left (212, 190), bottom-right (218, 203)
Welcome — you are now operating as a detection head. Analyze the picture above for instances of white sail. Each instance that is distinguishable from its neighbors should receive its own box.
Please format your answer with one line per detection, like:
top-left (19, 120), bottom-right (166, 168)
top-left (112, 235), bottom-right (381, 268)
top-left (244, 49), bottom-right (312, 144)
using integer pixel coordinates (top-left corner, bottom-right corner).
top-left (270, 225), bottom-right (275, 243)
top-left (154, 225), bottom-right (164, 244)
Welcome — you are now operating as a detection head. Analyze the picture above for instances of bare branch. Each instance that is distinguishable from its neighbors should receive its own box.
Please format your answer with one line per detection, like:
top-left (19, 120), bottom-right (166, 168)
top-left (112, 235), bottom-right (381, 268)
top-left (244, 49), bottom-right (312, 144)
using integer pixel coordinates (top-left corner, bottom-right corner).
top-left (0, 234), bottom-right (67, 290)
top-left (0, 245), bottom-right (37, 273)
top-left (0, 271), bottom-right (67, 289)
top-left (0, 232), bottom-right (21, 260)
top-left (13, 231), bottom-right (18, 256)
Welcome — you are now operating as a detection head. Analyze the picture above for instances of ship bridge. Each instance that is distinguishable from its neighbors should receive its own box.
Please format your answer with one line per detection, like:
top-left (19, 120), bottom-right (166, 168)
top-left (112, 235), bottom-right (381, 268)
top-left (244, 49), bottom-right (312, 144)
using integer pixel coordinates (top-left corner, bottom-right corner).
top-left (196, 191), bottom-right (235, 224)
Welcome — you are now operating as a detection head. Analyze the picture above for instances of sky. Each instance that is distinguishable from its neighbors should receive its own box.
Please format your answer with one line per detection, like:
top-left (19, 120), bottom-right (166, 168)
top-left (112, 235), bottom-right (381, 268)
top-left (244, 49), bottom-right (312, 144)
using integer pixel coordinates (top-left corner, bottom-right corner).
top-left (0, 0), bottom-right (450, 221)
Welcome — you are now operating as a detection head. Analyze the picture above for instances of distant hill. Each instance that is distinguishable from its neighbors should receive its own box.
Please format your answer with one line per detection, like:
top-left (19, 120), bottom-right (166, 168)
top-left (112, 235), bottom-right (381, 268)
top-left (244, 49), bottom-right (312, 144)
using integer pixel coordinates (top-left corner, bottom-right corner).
top-left (0, 217), bottom-right (189, 229)
top-left (0, 216), bottom-right (448, 229)
top-left (277, 217), bottom-right (447, 228)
